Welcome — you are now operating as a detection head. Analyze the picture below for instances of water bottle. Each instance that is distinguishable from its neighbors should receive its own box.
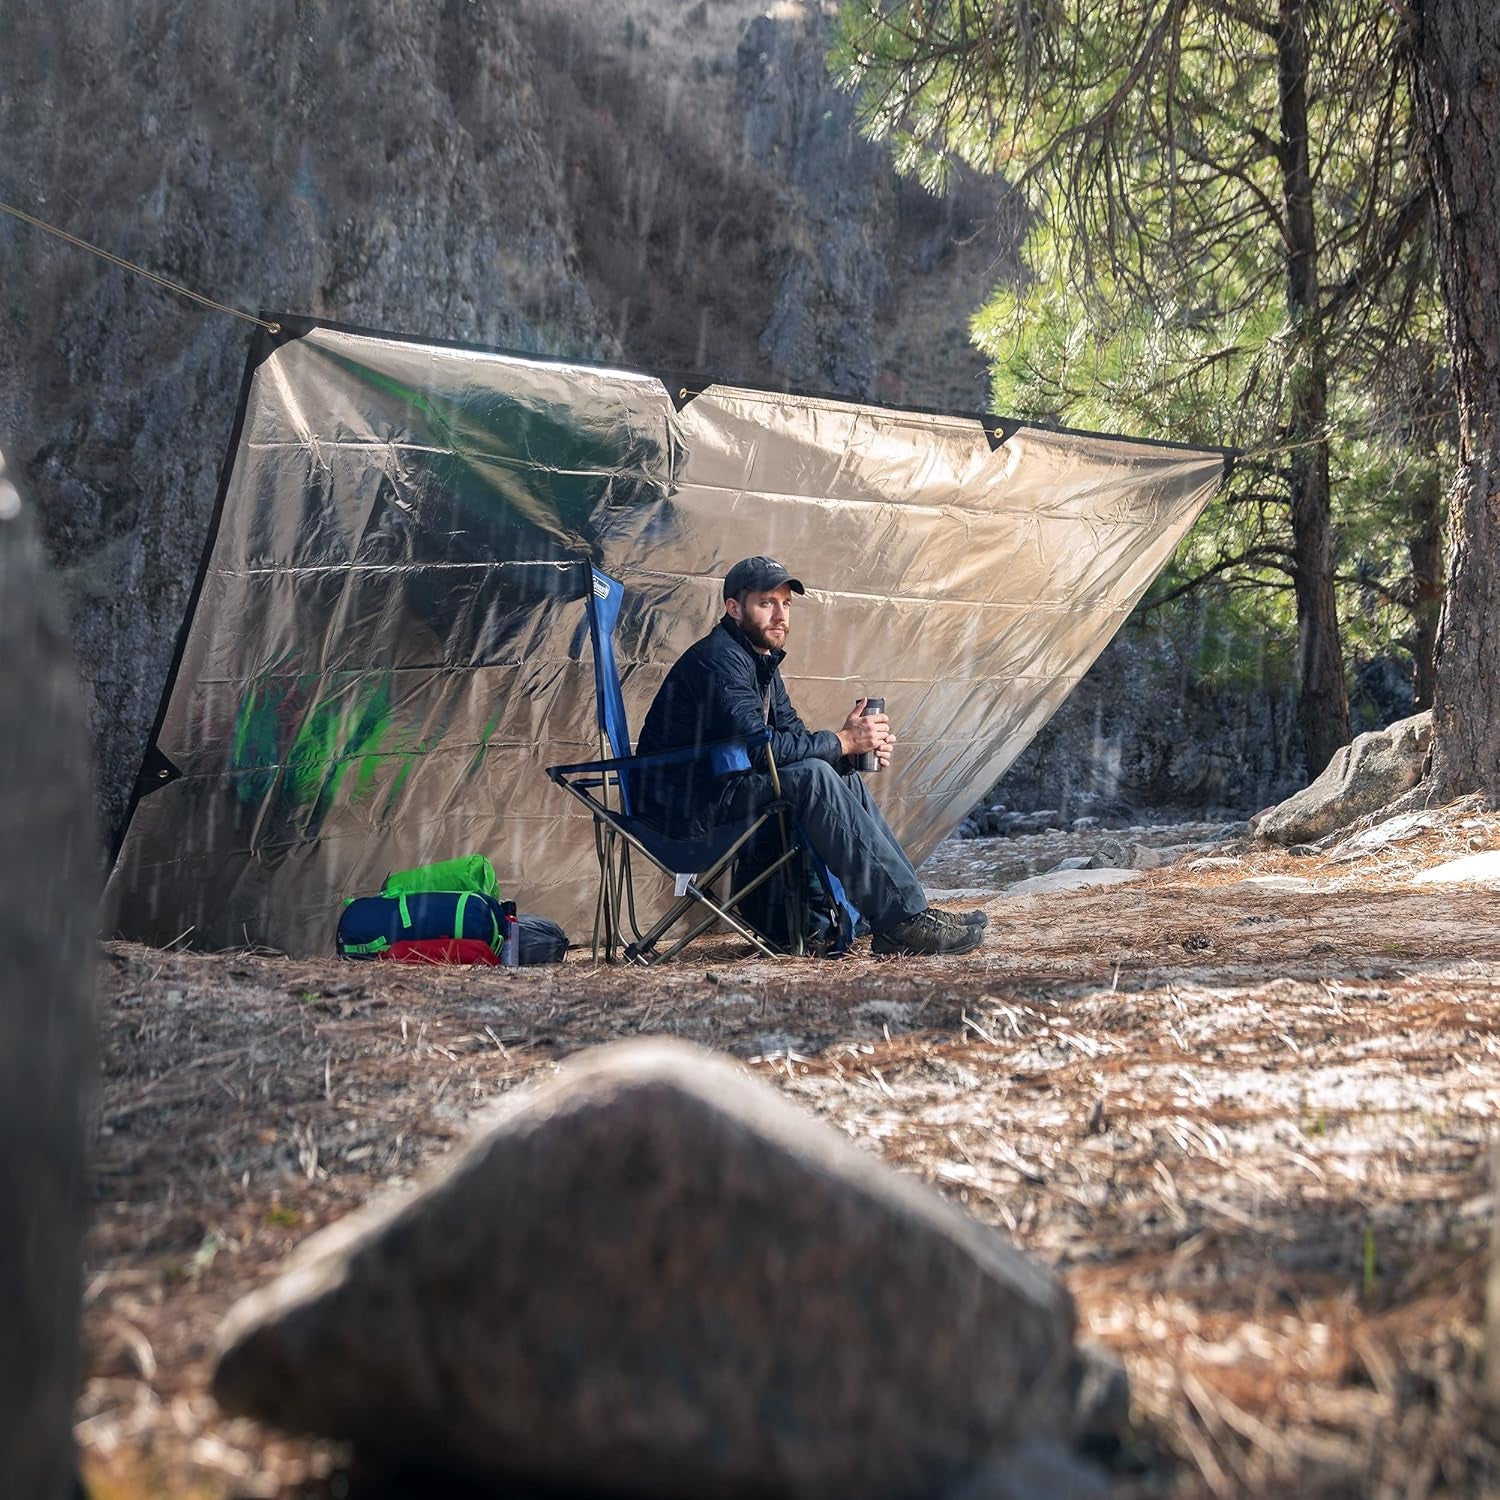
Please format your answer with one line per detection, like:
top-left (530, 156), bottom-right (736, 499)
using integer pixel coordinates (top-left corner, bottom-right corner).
top-left (501, 900), bottom-right (520, 967)
top-left (854, 696), bottom-right (885, 774)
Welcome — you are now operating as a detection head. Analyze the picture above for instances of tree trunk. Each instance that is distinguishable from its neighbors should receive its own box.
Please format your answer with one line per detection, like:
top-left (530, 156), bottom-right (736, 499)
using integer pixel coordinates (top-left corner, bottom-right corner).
top-left (1408, 462), bottom-right (1443, 712)
top-left (1412, 0), bottom-right (1500, 798)
top-left (1277, 0), bottom-right (1350, 779)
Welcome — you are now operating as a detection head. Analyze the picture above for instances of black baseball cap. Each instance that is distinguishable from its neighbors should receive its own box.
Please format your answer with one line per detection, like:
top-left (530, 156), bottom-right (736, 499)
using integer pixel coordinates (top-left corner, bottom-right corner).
top-left (723, 556), bottom-right (806, 599)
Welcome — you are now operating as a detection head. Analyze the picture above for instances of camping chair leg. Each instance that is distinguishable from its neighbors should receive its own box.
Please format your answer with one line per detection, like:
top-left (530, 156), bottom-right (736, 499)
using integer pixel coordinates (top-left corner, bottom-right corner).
top-left (631, 886), bottom-right (771, 965)
top-left (590, 818), bottom-right (638, 965)
top-left (605, 830), bottom-right (628, 962)
top-left (591, 820), bottom-right (623, 964)
top-left (549, 770), bottom-right (809, 966)
top-left (591, 821), bottom-right (608, 964)
top-left (617, 814), bottom-right (799, 963)
top-left (624, 810), bottom-right (798, 948)
top-left (787, 847), bottom-right (808, 959)
top-left (641, 899), bottom-right (771, 965)
top-left (625, 842), bottom-right (802, 965)
top-left (588, 816), bottom-right (654, 966)
top-left (647, 849), bottom-right (804, 964)
top-left (762, 739), bottom-right (805, 957)
top-left (619, 844), bottom-right (646, 947)
top-left (594, 727), bottom-right (619, 965)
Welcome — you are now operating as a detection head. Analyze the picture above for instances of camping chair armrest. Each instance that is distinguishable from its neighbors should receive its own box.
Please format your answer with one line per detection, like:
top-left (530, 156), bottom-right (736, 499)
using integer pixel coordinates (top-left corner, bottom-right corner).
top-left (547, 727), bottom-right (771, 783)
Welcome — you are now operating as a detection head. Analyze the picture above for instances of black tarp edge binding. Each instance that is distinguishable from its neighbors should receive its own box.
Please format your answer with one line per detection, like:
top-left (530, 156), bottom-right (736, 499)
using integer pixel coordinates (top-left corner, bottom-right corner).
top-left (108, 320), bottom-right (279, 865)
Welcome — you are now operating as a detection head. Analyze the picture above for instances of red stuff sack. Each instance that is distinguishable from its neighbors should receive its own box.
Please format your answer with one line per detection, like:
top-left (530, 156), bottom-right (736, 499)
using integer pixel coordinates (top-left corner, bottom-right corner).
top-left (379, 937), bottom-right (502, 967)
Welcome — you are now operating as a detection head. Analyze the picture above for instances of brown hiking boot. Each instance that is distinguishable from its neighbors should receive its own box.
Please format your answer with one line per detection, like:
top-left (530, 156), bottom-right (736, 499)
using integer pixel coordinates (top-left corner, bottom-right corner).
top-left (872, 908), bottom-right (985, 956)
top-left (936, 906), bottom-right (989, 931)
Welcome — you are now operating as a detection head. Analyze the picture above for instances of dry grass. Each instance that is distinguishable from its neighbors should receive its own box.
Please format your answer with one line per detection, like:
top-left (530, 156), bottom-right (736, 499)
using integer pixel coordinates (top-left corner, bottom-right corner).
top-left (78, 812), bottom-right (1500, 1497)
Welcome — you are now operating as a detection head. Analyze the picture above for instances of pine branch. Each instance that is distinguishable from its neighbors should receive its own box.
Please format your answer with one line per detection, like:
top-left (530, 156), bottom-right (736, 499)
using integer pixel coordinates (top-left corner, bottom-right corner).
top-left (1337, 571), bottom-right (1415, 609)
top-left (1140, 545), bottom-right (1297, 610)
top-left (1213, 0), bottom-right (1281, 41)
top-left (1318, 188), bottom-right (1432, 327)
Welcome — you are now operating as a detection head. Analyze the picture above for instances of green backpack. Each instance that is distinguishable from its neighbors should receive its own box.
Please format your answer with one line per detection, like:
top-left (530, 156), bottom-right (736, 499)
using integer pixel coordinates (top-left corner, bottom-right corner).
top-left (381, 853), bottom-right (499, 900)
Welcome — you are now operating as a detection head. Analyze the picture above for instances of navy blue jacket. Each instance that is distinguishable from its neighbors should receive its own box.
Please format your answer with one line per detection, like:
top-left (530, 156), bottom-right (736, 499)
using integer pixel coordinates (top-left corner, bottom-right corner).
top-left (633, 616), bottom-right (844, 829)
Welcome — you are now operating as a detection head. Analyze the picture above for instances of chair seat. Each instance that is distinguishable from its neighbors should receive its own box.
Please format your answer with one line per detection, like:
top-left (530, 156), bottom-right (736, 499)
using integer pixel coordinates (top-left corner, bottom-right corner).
top-left (616, 806), bottom-right (780, 877)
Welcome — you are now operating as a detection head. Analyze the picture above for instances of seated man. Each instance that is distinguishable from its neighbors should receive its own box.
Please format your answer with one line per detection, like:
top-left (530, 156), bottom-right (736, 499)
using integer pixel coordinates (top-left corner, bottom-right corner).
top-left (633, 556), bottom-right (986, 957)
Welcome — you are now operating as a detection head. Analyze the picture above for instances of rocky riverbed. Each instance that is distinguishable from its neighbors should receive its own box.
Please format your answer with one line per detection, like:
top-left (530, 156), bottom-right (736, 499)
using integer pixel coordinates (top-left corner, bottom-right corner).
top-left (919, 818), bottom-right (1248, 899)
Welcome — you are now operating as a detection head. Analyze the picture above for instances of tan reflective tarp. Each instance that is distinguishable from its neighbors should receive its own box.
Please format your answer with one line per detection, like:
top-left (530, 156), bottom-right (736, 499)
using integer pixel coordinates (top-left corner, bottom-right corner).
top-left (108, 320), bottom-right (1226, 955)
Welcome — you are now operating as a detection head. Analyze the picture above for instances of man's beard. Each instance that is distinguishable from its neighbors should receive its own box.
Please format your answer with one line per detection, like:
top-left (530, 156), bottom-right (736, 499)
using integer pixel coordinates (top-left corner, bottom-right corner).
top-left (740, 617), bottom-right (788, 652)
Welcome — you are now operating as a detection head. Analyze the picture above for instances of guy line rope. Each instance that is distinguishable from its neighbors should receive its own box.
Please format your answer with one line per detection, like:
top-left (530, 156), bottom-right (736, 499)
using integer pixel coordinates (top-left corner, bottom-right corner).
top-left (0, 197), bottom-right (280, 334)
top-left (4, 197), bottom-right (1435, 466)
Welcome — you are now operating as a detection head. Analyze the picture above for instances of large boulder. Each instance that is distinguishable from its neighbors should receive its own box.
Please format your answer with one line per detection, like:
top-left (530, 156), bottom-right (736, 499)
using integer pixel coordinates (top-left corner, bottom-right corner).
top-left (1250, 711), bottom-right (1432, 846)
top-left (213, 1039), bottom-right (1078, 1498)
top-left (0, 447), bottom-right (97, 1500)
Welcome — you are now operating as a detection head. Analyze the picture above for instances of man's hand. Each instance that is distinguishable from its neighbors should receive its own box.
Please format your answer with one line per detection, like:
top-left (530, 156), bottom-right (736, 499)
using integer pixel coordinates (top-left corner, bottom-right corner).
top-left (836, 697), bottom-right (894, 760)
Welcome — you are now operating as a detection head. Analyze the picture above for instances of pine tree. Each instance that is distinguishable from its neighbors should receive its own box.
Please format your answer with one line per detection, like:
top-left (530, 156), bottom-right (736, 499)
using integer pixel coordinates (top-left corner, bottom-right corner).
top-left (1411, 1), bottom-right (1500, 797)
top-left (833, 0), bottom-right (1440, 775)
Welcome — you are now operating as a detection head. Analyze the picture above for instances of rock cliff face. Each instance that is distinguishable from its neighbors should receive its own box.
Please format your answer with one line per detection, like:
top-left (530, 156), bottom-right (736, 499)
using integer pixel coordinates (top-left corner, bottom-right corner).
top-left (1, 0), bottom-right (1302, 844)
top-left (1, 0), bottom-right (610, 840)
top-left (736, 8), bottom-right (894, 396)
top-left (735, 5), bottom-right (1009, 412)
top-left (992, 622), bottom-right (1304, 820)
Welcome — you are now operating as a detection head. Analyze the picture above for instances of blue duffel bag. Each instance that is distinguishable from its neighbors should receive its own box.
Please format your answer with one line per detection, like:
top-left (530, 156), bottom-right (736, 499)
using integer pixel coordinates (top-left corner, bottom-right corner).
top-left (337, 890), bottom-right (505, 958)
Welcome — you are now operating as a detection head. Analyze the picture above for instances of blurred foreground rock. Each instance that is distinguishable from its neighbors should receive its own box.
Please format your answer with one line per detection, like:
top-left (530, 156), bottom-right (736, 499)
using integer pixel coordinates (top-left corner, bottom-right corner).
top-left (944, 1438), bottom-right (1111, 1500)
top-left (213, 1039), bottom-right (1081, 1498)
top-left (0, 448), bottom-right (98, 1500)
top-left (1251, 711), bottom-right (1431, 846)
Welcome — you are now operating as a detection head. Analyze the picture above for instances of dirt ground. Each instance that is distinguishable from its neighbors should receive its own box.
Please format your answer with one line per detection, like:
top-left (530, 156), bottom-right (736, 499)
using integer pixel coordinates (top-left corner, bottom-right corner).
top-left (78, 812), bottom-right (1500, 1499)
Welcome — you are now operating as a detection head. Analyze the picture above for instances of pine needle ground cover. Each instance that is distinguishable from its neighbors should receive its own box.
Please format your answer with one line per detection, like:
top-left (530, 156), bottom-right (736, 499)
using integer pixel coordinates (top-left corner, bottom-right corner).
top-left (80, 813), bottom-right (1500, 1498)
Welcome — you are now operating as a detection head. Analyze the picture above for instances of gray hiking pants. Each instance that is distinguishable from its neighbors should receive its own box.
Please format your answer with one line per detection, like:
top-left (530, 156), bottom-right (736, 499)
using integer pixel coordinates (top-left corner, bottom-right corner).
top-left (714, 757), bottom-right (927, 932)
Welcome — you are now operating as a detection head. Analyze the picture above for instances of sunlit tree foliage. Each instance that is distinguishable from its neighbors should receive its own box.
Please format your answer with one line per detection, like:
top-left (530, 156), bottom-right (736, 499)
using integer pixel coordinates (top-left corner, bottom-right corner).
top-left (832, 0), bottom-right (1450, 771)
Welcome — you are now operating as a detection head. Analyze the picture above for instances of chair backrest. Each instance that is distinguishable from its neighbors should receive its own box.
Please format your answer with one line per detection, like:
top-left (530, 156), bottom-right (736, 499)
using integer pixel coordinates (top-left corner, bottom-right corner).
top-left (586, 566), bottom-right (635, 814)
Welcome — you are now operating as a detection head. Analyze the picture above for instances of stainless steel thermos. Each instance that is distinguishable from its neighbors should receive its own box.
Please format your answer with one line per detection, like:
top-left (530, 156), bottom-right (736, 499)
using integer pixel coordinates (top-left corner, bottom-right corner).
top-left (854, 696), bottom-right (885, 773)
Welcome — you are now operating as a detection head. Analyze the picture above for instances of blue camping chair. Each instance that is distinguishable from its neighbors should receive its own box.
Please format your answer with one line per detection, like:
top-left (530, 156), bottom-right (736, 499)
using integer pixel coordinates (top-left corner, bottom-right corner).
top-left (547, 568), bottom-right (829, 964)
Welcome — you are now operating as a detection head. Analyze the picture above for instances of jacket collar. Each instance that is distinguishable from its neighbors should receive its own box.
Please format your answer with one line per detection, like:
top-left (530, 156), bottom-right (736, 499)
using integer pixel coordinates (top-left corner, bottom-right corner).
top-left (718, 614), bottom-right (786, 675)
